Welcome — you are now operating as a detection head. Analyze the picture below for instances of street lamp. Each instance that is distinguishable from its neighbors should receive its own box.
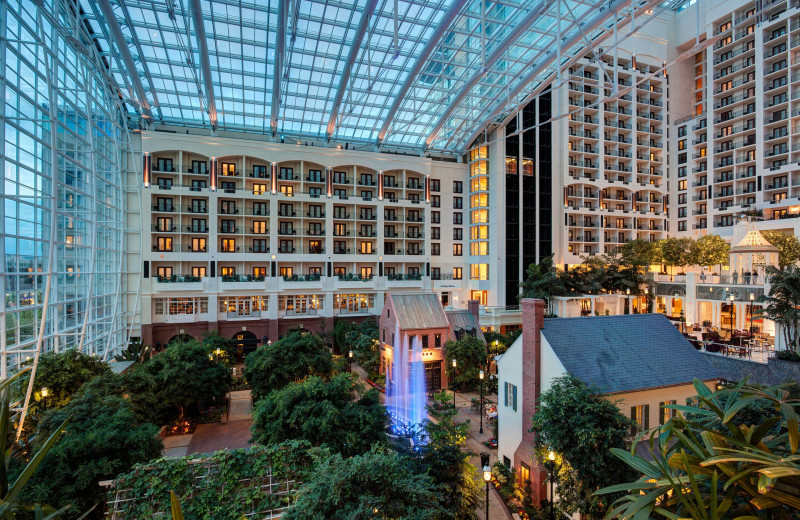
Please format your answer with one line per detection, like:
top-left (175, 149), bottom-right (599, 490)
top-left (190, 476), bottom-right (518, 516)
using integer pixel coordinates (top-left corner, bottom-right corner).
top-left (40, 387), bottom-right (49, 413)
top-left (481, 452), bottom-right (491, 520)
top-left (749, 293), bottom-right (755, 335)
top-left (625, 288), bottom-right (631, 314)
top-left (348, 350), bottom-right (354, 372)
top-left (547, 451), bottom-right (557, 520)
top-left (479, 369), bottom-right (485, 434)
top-left (729, 294), bottom-right (736, 338)
top-left (644, 287), bottom-right (649, 313)
top-left (452, 358), bottom-right (457, 410)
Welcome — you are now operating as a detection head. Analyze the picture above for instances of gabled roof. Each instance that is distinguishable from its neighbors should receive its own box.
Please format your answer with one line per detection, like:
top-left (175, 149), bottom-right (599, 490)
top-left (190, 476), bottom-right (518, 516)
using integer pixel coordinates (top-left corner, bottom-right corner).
top-left (390, 293), bottom-right (449, 331)
top-left (730, 225), bottom-right (780, 254)
top-left (446, 310), bottom-right (486, 342)
top-left (541, 314), bottom-right (718, 394)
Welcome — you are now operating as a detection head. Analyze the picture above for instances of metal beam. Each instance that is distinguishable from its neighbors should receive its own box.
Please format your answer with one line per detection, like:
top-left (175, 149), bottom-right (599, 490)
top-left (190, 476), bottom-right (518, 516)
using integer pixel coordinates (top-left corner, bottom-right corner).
top-left (325, 0), bottom-right (379, 141)
top-left (189, 0), bottom-right (218, 130)
top-left (271, 0), bottom-right (289, 136)
top-left (457, 0), bottom-right (663, 152)
top-left (96, 0), bottom-right (153, 120)
top-left (375, 0), bottom-right (469, 146)
top-left (422, 0), bottom-right (559, 150)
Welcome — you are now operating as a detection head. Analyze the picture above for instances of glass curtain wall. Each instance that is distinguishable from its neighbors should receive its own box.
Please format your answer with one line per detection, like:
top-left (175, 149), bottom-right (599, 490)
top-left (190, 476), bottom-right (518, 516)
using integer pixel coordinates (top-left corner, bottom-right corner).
top-left (1, 0), bottom-right (129, 375)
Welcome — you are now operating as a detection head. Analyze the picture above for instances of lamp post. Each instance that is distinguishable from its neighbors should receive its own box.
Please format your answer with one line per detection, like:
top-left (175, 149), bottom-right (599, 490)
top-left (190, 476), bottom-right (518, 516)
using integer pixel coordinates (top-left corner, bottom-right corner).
top-left (644, 287), bottom-right (649, 313)
top-left (749, 293), bottom-right (755, 335)
top-left (625, 288), bottom-right (630, 314)
top-left (547, 451), bottom-right (557, 520)
top-left (348, 350), bottom-right (353, 372)
top-left (481, 452), bottom-right (491, 520)
top-left (729, 294), bottom-right (735, 338)
top-left (479, 369), bottom-right (485, 434)
top-left (452, 358), bottom-right (457, 410)
top-left (40, 387), bottom-right (49, 413)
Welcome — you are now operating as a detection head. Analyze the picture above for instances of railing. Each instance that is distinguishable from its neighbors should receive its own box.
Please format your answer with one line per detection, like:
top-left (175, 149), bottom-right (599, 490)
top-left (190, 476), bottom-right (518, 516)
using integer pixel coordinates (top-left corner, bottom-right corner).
top-left (221, 275), bottom-right (266, 283)
top-left (156, 275), bottom-right (201, 283)
top-left (695, 340), bottom-right (773, 364)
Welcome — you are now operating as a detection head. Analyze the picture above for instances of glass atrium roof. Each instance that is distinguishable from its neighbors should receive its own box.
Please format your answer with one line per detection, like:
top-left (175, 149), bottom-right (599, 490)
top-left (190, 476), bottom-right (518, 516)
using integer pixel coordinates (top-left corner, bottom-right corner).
top-left (84, 0), bottom-right (672, 153)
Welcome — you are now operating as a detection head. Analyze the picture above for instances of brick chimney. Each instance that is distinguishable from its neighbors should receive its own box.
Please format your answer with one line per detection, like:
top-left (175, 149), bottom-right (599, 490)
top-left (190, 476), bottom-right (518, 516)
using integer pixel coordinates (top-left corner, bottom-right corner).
top-left (515, 298), bottom-right (547, 505)
top-left (467, 299), bottom-right (480, 324)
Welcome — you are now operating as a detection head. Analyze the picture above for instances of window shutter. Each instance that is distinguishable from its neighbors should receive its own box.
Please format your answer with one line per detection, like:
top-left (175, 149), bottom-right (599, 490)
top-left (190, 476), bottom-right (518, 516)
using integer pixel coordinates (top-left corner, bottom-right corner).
top-left (630, 406), bottom-right (637, 434)
top-left (671, 400), bottom-right (677, 418)
top-left (644, 404), bottom-right (650, 430)
top-left (512, 385), bottom-right (518, 411)
top-left (504, 383), bottom-right (508, 407)
top-left (659, 402), bottom-right (666, 425)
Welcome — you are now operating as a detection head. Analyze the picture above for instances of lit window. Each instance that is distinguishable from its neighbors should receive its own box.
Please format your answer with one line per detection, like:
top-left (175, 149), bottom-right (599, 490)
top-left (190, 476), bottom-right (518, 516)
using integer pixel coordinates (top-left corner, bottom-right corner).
top-left (470, 263), bottom-right (489, 280)
top-left (470, 193), bottom-right (488, 208)
top-left (471, 225), bottom-right (489, 239)
top-left (470, 242), bottom-right (489, 256)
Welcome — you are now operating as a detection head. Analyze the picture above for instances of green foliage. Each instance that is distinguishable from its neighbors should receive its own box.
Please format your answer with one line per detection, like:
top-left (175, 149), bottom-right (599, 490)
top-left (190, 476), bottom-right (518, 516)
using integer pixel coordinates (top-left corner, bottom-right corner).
top-left (419, 391), bottom-right (481, 520)
top-left (763, 230), bottom-right (800, 268)
top-left (519, 255), bottom-right (565, 313)
top-left (114, 340), bottom-right (151, 363)
top-left (688, 234), bottom-right (730, 267)
top-left (22, 382), bottom-right (162, 518)
top-left (22, 350), bottom-right (111, 411)
top-left (138, 339), bottom-right (230, 422)
top-left (444, 336), bottom-right (487, 392)
top-left (612, 239), bottom-right (660, 268)
top-left (201, 332), bottom-right (236, 366)
top-left (108, 443), bottom-right (318, 520)
top-left (598, 380), bottom-right (800, 519)
top-left (283, 446), bottom-right (445, 520)
top-left (0, 369), bottom-right (71, 519)
top-left (658, 236), bottom-right (694, 274)
top-left (762, 265), bottom-right (800, 353)
top-left (243, 330), bottom-right (333, 400)
top-left (250, 374), bottom-right (386, 456)
top-left (531, 376), bottom-right (634, 519)
top-left (344, 320), bottom-right (381, 378)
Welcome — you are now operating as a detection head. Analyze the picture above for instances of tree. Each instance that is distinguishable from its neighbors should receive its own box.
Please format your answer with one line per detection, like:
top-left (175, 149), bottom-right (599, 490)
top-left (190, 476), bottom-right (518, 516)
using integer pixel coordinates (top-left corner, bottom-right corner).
top-left (417, 392), bottom-right (481, 520)
top-left (250, 374), bottom-right (386, 456)
top-left (688, 233), bottom-right (729, 268)
top-left (344, 320), bottom-right (380, 378)
top-left (530, 376), bottom-right (634, 519)
top-left (658, 237), bottom-right (694, 276)
top-left (201, 331), bottom-right (236, 366)
top-left (21, 384), bottom-right (162, 518)
top-left (519, 255), bottom-right (565, 315)
top-left (138, 338), bottom-right (230, 422)
top-left (613, 239), bottom-right (660, 268)
top-left (283, 447), bottom-right (444, 520)
top-left (0, 369), bottom-right (70, 519)
top-left (444, 335), bottom-right (487, 392)
top-left (763, 230), bottom-right (800, 268)
top-left (598, 380), bottom-right (800, 519)
top-left (114, 339), bottom-right (151, 363)
top-left (762, 265), bottom-right (800, 353)
top-left (244, 330), bottom-right (333, 400)
top-left (21, 350), bottom-right (111, 410)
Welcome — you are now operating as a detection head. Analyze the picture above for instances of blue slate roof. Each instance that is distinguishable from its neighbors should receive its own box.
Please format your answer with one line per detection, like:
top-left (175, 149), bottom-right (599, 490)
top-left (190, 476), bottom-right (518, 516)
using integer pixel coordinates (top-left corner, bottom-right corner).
top-left (541, 313), bottom-right (718, 394)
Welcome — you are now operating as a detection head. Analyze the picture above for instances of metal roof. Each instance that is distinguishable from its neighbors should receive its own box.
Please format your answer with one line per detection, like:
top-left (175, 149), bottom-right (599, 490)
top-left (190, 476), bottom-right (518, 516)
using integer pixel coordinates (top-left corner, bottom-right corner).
top-left (85, 0), bottom-right (682, 153)
top-left (446, 310), bottom-right (486, 341)
top-left (390, 293), bottom-right (450, 330)
top-left (541, 314), bottom-right (718, 394)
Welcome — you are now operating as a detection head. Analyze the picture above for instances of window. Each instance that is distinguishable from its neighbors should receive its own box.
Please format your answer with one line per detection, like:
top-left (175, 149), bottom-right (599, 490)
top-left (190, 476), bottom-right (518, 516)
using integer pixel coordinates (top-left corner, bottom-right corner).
top-left (678, 180), bottom-right (686, 191)
top-left (221, 266), bottom-right (236, 276)
top-left (422, 335), bottom-right (429, 349)
top-left (430, 179), bottom-right (440, 192)
top-left (252, 183), bottom-right (267, 195)
top-left (157, 237), bottom-right (173, 252)
top-left (471, 226), bottom-right (489, 239)
top-left (280, 267), bottom-right (293, 277)
top-left (453, 228), bottom-right (463, 240)
top-left (471, 177), bottom-right (488, 191)
top-left (678, 221), bottom-right (687, 231)
top-left (470, 263), bottom-right (489, 280)
top-left (192, 266), bottom-right (207, 278)
top-left (253, 267), bottom-right (266, 278)
top-left (504, 382), bottom-right (518, 411)
top-left (453, 244), bottom-right (463, 256)
top-left (454, 197), bottom-right (463, 209)
top-left (221, 239), bottom-right (237, 252)
top-left (191, 237), bottom-right (207, 252)
top-left (434, 334), bottom-right (442, 348)
top-left (453, 181), bottom-right (463, 193)
top-left (431, 227), bottom-right (440, 240)
top-left (431, 243), bottom-right (440, 255)
top-left (453, 267), bottom-right (463, 280)
top-left (659, 401), bottom-right (677, 425)
top-left (280, 185), bottom-right (294, 196)
top-left (630, 404), bottom-right (649, 433)
top-left (431, 195), bottom-right (440, 207)
top-left (471, 242), bottom-right (488, 256)
top-left (519, 462), bottom-right (530, 484)
top-left (221, 162), bottom-right (236, 176)
top-left (360, 241), bottom-right (373, 254)
top-left (431, 211), bottom-right (440, 223)
top-left (252, 221), bottom-right (267, 234)
top-left (453, 213), bottom-right (463, 224)
top-left (156, 266), bottom-right (173, 279)
top-left (470, 194), bottom-right (488, 208)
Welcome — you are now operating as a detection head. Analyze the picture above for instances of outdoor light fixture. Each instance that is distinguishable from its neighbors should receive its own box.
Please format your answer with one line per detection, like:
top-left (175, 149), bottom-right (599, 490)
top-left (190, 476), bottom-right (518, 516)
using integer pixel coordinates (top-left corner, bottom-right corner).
top-left (548, 451), bottom-right (555, 461)
top-left (481, 452), bottom-right (491, 520)
top-left (452, 359), bottom-right (457, 410)
top-left (348, 350), bottom-right (354, 372)
top-left (749, 293), bottom-right (755, 335)
top-left (546, 450), bottom-right (558, 520)
top-left (142, 152), bottom-right (151, 188)
top-left (729, 294), bottom-right (736, 338)
top-left (479, 369), bottom-right (485, 434)
top-left (40, 387), bottom-right (49, 399)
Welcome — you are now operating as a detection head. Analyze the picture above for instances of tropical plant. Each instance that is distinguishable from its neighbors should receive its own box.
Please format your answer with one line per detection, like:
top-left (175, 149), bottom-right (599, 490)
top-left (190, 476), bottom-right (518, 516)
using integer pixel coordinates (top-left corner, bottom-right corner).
top-left (531, 375), bottom-right (634, 519)
top-left (418, 391), bottom-right (482, 520)
top-left (444, 336), bottom-right (488, 392)
top-left (283, 446), bottom-right (444, 520)
top-left (20, 350), bottom-right (111, 411)
top-left (0, 369), bottom-right (70, 519)
top-left (597, 380), bottom-right (800, 519)
top-left (243, 330), bottom-right (333, 401)
top-left (21, 383), bottom-right (162, 518)
top-left (519, 255), bottom-right (565, 314)
top-left (250, 374), bottom-right (386, 456)
top-left (137, 338), bottom-right (230, 422)
top-left (762, 265), bottom-right (800, 353)
top-left (113, 340), bottom-right (151, 363)
top-left (763, 230), bottom-right (800, 268)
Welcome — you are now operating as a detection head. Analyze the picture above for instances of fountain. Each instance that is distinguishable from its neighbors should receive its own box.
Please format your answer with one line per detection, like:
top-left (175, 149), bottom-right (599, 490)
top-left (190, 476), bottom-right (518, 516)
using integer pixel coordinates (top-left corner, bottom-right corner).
top-left (386, 323), bottom-right (427, 445)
